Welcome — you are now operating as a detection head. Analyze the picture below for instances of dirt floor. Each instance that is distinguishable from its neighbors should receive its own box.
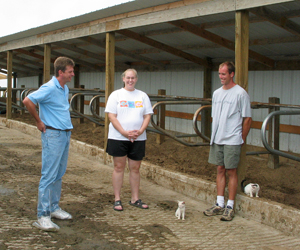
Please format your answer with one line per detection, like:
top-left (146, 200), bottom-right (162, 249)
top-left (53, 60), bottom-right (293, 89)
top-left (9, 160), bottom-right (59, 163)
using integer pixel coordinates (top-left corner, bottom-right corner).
top-left (3, 123), bottom-right (300, 250)
top-left (3, 113), bottom-right (300, 211)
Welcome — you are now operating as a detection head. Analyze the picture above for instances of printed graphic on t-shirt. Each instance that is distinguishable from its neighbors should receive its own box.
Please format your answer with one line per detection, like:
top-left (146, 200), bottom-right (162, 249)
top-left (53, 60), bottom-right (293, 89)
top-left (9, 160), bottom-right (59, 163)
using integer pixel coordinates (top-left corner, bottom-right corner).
top-left (120, 100), bottom-right (143, 108)
top-left (120, 100), bottom-right (128, 107)
top-left (128, 101), bottom-right (135, 108)
top-left (135, 101), bottom-right (143, 108)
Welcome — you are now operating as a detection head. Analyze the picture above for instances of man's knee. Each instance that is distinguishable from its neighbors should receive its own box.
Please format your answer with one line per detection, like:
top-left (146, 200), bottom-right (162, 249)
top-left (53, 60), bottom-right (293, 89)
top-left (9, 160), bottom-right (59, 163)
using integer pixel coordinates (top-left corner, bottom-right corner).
top-left (217, 165), bottom-right (226, 175)
top-left (227, 168), bottom-right (237, 177)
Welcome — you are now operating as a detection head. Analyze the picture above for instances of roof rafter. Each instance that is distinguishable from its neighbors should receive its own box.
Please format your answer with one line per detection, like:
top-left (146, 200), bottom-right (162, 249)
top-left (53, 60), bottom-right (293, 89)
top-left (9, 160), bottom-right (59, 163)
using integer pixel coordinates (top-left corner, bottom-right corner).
top-left (0, 59), bottom-right (41, 74)
top-left (169, 19), bottom-right (275, 68)
top-left (55, 41), bottom-right (105, 62)
top-left (79, 37), bottom-right (167, 70)
top-left (15, 49), bottom-right (54, 63)
top-left (32, 45), bottom-right (103, 70)
top-left (116, 29), bottom-right (211, 68)
top-left (250, 7), bottom-right (300, 37)
top-left (13, 54), bottom-right (44, 69)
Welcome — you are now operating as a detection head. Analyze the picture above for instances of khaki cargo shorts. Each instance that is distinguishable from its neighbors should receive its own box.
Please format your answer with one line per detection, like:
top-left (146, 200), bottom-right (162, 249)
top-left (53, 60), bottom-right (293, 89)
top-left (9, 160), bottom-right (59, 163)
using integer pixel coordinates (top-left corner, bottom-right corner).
top-left (208, 144), bottom-right (241, 169)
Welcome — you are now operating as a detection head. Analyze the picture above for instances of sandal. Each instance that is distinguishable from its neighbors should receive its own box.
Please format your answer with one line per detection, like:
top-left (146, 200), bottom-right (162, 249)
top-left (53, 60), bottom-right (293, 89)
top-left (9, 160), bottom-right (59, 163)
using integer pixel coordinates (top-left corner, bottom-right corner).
top-left (129, 199), bottom-right (149, 209)
top-left (113, 200), bottom-right (123, 211)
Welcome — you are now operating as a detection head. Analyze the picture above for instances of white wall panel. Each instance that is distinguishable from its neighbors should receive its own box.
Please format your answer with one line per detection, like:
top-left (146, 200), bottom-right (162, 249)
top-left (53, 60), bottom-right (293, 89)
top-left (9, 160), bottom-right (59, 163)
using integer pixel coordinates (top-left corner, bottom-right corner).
top-left (17, 76), bottom-right (39, 89)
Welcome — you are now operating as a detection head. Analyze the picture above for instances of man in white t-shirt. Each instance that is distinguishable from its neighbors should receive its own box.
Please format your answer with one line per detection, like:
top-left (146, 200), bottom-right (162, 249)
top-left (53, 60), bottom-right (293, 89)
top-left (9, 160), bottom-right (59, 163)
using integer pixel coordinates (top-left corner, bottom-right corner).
top-left (203, 61), bottom-right (252, 221)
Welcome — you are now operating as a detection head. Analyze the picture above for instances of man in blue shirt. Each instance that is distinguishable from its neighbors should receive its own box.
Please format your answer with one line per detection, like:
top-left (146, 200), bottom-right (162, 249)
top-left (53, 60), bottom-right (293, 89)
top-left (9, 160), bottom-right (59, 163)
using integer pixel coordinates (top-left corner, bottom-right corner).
top-left (23, 57), bottom-right (75, 231)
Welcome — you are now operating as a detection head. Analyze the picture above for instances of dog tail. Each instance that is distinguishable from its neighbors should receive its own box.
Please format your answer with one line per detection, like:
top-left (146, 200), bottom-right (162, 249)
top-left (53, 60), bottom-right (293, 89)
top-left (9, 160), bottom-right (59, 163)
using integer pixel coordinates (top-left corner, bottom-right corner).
top-left (241, 179), bottom-right (247, 192)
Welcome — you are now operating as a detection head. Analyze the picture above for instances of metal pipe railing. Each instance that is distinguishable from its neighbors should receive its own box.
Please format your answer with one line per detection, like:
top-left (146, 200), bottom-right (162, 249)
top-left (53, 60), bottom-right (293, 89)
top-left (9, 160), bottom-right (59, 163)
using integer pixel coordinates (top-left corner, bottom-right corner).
top-left (89, 94), bottom-right (105, 121)
top-left (151, 100), bottom-right (211, 147)
top-left (69, 93), bottom-right (104, 126)
top-left (192, 105), bottom-right (211, 142)
top-left (261, 110), bottom-right (300, 162)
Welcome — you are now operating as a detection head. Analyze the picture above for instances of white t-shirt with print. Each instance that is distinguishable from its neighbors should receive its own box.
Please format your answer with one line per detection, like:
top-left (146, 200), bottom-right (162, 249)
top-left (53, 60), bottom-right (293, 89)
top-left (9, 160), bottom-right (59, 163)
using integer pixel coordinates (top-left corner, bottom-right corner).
top-left (210, 84), bottom-right (251, 145)
top-left (105, 88), bottom-right (153, 141)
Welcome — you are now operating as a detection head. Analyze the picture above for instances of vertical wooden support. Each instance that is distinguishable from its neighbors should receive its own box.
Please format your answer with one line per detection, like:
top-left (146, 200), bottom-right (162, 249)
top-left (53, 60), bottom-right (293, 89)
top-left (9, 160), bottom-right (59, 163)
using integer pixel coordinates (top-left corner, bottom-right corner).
top-left (202, 65), bottom-right (212, 138)
top-left (74, 65), bottom-right (80, 88)
top-left (93, 88), bottom-right (100, 128)
top-left (21, 85), bottom-right (25, 115)
top-left (79, 85), bottom-right (85, 124)
top-left (156, 89), bottom-right (166, 144)
top-left (268, 97), bottom-right (280, 169)
top-left (12, 73), bottom-right (17, 113)
top-left (38, 73), bottom-right (43, 87)
top-left (6, 50), bottom-right (13, 119)
top-left (43, 44), bottom-right (51, 84)
top-left (13, 72), bottom-right (17, 88)
top-left (104, 32), bottom-right (115, 164)
top-left (73, 65), bottom-right (80, 117)
top-left (235, 10), bottom-right (249, 193)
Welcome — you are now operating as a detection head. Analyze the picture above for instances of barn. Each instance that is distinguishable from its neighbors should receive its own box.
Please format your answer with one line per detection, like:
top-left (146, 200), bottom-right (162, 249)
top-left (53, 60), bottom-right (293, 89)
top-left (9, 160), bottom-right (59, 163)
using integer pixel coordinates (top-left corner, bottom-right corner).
top-left (1, 0), bottom-right (300, 243)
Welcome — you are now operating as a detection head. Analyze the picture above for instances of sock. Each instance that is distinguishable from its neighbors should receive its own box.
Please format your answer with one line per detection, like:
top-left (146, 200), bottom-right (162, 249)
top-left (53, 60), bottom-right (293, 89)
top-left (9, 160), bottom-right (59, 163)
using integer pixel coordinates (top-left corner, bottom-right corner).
top-left (227, 200), bottom-right (234, 209)
top-left (217, 196), bottom-right (225, 208)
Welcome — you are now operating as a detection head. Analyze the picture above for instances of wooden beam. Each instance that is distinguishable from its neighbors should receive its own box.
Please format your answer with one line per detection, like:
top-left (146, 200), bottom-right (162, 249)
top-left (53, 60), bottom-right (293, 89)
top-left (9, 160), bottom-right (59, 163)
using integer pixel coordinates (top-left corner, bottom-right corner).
top-left (117, 29), bottom-right (210, 68)
top-left (15, 48), bottom-right (53, 62)
top-left (251, 7), bottom-right (300, 37)
top-left (104, 32), bottom-right (115, 164)
top-left (13, 54), bottom-right (44, 68)
top-left (79, 36), bottom-right (166, 69)
top-left (202, 63), bottom-right (212, 138)
top-left (6, 51), bottom-right (13, 119)
top-left (235, 10), bottom-right (249, 194)
top-left (0, 58), bottom-right (41, 72)
top-left (169, 19), bottom-right (275, 68)
top-left (43, 44), bottom-right (51, 83)
top-left (235, 11), bottom-right (250, 91)
top-left (55, 41), bottom-right (105, 62)
top-left (33, 45), bottom-right (102, 70)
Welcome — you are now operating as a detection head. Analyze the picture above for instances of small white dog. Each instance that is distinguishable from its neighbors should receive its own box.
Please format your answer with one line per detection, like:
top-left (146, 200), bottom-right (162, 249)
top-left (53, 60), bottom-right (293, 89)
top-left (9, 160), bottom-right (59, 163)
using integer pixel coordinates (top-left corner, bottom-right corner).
top-left (175, 201), bottom-right (185, 220)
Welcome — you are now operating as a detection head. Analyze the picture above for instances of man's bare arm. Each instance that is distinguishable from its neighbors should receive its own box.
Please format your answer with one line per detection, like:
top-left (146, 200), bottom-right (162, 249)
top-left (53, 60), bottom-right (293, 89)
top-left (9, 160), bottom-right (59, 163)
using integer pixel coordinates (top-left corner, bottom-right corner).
top-left (23, 97), bottom-right (45, 132)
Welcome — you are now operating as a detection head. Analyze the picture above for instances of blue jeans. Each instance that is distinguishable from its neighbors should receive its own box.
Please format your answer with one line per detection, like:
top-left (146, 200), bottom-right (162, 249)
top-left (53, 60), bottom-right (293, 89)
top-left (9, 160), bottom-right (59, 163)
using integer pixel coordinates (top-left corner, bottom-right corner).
top-left (38, 129), bottom-right (71, 218)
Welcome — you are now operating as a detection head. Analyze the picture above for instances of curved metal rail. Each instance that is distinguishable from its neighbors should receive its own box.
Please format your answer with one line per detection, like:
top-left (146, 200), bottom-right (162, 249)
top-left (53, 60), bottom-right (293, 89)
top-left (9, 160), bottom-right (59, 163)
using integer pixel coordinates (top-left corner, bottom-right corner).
top-left (192, 105), bottom-right (211, 142)
top-left (70, 93), bottom-right (104, 126)
top-left (0, 100), bottom-right (27, 111)
top-left (89, 94), bottom-right (106, 121)
top-left (151, 100), bottom-right (211, 147)
top-left (261, 110), bottom-right (300, 162)
top-left (20, 88), bottom-right (37, 102)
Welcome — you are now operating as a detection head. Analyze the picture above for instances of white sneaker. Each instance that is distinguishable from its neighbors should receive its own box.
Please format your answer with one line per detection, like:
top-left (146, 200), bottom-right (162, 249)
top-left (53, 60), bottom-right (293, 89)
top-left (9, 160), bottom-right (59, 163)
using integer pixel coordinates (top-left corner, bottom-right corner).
top-left (51, 209), bottom-right (72, 220)
top-left (33, 216), bottom-right (60, 231)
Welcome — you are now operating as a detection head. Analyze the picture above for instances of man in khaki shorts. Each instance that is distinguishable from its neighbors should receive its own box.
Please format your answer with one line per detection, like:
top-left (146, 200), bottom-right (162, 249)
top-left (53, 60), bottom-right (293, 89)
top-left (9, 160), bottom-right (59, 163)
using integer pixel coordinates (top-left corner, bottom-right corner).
top-left (203, 61), bottom-right (252, 221)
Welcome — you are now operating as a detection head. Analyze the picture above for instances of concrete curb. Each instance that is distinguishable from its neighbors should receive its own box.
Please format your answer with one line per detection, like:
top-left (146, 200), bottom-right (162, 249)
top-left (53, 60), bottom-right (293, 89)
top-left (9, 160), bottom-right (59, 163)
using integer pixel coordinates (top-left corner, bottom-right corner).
top-left (2, 117), bottom-right (300, 236)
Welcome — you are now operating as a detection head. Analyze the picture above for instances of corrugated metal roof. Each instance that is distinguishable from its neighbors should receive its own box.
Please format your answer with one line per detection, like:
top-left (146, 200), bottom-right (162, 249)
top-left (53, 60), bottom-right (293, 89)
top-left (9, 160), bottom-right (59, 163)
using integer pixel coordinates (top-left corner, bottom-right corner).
top-left (0, 0), bottom-right (299, 76)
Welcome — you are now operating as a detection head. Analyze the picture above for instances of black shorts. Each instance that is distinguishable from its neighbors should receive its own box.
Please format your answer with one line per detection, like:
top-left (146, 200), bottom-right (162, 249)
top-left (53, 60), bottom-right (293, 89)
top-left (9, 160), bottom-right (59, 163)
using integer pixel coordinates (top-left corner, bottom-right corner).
top-left (106, 139), bottom-right (146, 161)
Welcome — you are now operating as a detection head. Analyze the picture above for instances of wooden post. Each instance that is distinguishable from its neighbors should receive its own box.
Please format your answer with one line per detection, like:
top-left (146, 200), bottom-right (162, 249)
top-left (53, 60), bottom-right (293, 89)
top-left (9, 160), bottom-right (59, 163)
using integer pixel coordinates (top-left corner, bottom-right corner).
top-left (268, 97), bottom-right (280, 169)
top-left (235, 10), bottom-right (249, 193)
top-left (73, 65), bottom-right (80, 116)
top-left (38, 73), bottom-right (43, 87)
top-left (12, 72), bottom-right (17, 113)
top-left (93, 88), bottom-right (100, 128)
top-left (202, 65), bottom-right (212, 138)
top-left (43, 44), bottom-right (51, 84)
top-left (21, 85), bottom-right (25, 115)
top-left (6, 50), bottom-right (13, 119)
top-left (156, 89), bottom-right (166, 144)
top-left (104, 32), bottom-right (115, 164)
top-left (79, 85), bottom-right (85, 124)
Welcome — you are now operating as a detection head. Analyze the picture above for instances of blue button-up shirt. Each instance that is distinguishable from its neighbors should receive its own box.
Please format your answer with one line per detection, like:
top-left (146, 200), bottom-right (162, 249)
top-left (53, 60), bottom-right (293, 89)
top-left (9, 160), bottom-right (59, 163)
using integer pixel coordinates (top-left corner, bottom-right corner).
top-left (28, 76), bottom-right (73, 130)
